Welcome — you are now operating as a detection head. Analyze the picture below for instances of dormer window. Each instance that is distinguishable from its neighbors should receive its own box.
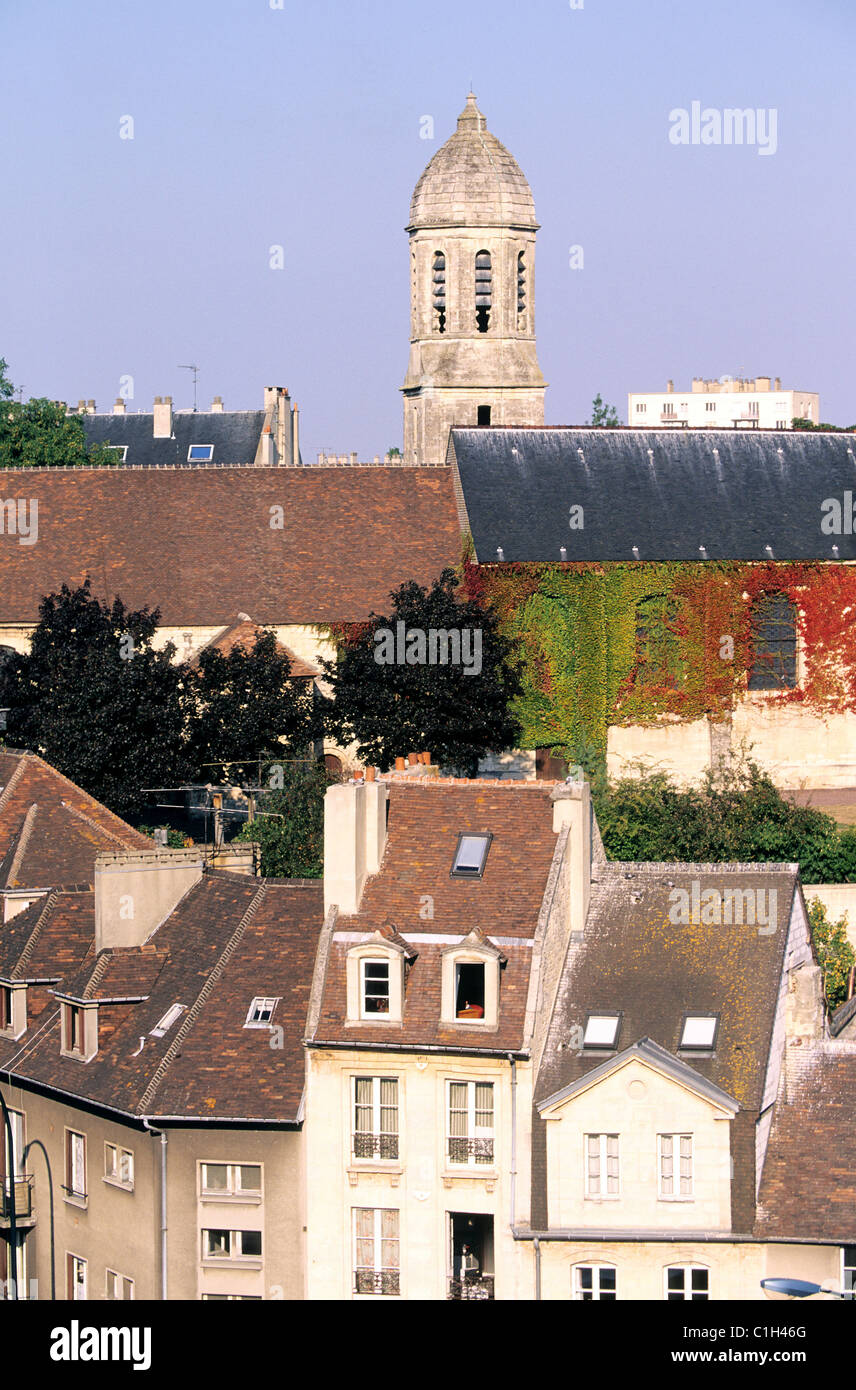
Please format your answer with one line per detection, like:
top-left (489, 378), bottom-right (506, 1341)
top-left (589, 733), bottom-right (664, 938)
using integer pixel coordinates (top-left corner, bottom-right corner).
top-left (441, 931), bottom-right (504, 1027)
top-left (245, 997), bottom-right (280, 1028)
top-left (187, 444), bottom-right (214, 462)
top-left (451, 833), bottom-right (492, 879)
top-left (455, 963), bottom-right (485, 1019)
top-left (346, 936), bottom-right (410, 1024)
top-left (679, 1015), bottom-right (718, 1050)
top-left (0, 982), bottom-right (26, 1040)
top-left (60, 1001), bottom-right (98, 1062)
top-left (583, 1014), bottom-right (621, 1050)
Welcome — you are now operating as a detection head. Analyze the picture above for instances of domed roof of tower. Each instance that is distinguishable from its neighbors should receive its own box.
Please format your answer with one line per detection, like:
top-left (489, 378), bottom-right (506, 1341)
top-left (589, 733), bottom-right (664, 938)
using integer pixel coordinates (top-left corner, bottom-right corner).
top-left (409, 94), bottom-right (537, 230)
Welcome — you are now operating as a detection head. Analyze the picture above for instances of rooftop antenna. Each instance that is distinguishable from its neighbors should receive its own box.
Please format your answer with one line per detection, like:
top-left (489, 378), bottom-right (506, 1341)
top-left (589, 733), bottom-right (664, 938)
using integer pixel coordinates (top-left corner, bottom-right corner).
top-left (178, 364), bottom-right (200, 412)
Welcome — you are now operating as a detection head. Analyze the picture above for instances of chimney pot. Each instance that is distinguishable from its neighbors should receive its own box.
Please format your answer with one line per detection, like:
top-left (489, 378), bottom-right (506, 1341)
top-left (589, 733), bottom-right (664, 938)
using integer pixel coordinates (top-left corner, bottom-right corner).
top-left (395, 757), bottom-right (406, 772)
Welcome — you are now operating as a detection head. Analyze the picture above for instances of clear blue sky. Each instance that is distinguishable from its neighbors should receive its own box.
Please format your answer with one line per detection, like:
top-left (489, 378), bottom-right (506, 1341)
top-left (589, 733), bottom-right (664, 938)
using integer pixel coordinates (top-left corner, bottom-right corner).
top-left (1, 0), bottom-right (853, 461)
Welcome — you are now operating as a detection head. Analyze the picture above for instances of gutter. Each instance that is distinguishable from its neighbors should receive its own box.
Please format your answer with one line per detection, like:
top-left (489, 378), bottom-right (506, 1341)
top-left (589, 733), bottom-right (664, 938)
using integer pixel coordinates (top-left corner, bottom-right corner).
top-left (142, 1118), bottom-right (168, 1300)
top-left (309, 1039), bottom-right (529, 1060)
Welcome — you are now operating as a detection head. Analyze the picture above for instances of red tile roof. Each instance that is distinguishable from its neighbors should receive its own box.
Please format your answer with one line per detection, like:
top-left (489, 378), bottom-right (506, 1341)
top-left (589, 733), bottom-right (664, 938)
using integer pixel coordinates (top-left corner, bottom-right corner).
top-left (0, 465), bottom-right (461, 625)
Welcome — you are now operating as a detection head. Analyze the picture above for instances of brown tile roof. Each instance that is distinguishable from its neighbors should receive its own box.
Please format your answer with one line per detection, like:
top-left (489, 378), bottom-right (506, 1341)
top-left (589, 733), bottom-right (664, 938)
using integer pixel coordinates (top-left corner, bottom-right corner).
top-left (0, 872), bottom-right (323, 1124)
top-left (0, 751), bottom-right (152, 891)
top-left (198, 621), bottom-right (320, 679)
top-left (311, 780), bottom-right (561, 1052)
top-left (756, 1046), bottom-right (856, 1242)
top-left (0, 466), bottom-right (461, 626)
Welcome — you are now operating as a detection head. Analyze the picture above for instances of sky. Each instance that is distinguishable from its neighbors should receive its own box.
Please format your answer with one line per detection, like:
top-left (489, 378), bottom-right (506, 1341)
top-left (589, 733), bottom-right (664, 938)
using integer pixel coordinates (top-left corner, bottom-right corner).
top-left (1, 0), bottom-right (854, 463)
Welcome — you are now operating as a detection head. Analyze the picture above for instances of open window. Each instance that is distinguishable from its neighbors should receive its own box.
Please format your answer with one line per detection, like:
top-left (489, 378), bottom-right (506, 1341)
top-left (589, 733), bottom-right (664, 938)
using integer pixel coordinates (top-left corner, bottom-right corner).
top-left (60, 1000), bottom-right (98, 1061)
top-left (441, 931), bottom-right (504, 1026)
top-left (0, 981), bottom-right (26, 1040)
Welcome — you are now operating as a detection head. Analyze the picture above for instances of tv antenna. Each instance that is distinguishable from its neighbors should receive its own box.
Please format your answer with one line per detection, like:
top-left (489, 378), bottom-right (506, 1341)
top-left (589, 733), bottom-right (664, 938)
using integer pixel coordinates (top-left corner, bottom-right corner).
top-left (178, 364), bottom-right (200, 412)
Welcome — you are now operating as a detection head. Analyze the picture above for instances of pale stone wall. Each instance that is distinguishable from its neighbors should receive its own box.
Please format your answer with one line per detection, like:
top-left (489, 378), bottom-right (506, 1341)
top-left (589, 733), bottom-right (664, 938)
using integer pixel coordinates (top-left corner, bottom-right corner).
top-left (537, 1238), bottom-right (840, 1300)
top-left (542, 1059), bottom-right (733, 1233)
top-left (305, 1047), bottom-right (533, 1300)
top-left (627, 387), bottom-right (820, 430)
top-left (801, 884), bottom-right (856, 950)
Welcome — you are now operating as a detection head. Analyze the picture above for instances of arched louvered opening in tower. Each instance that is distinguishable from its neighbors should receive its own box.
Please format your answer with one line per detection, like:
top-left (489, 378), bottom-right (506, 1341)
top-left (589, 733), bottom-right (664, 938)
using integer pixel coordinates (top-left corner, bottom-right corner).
top-left (475, 250), bottom-right (492, 333)
top-left (432, 251), bottom-right (446, 333)
top-left (517, 251), bottom-right (526, 326)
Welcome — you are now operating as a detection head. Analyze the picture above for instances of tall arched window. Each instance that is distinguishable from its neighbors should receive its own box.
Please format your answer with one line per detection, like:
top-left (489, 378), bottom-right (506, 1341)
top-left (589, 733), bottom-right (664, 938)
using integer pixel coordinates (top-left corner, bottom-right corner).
top-left (634, 595), bottom-right (684, 689)
top-left (517, 250), bottom-right (526, 324)
top-left (748, 592), bottom-right (797, 690)
top-left (432, 251), bottom-right (446, 333)
top-left (475, 250), bottom-right (492, 332)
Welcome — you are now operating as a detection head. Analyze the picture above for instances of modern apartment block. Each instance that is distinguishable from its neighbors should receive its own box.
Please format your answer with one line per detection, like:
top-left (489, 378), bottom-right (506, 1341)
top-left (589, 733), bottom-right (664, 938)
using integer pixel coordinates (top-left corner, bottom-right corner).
top-left (627, 377), bottom-right (820, 430)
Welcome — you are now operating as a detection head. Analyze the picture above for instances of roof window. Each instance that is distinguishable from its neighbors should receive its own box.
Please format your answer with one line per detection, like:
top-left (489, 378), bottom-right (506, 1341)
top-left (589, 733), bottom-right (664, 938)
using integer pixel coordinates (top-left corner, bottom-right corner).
top-left (583, 1014), bottom-right (621, 1049)
top-left (679, 1015), bottom-right (718, 1050)
top-left (245, 997), bottom-right (279, 1028)
top-left (187, 443), bottom-right (214, 462)
top-left (150, 1003), bottom-right (186, 1038)
top-left (451, 833), bottom-right (492, 879)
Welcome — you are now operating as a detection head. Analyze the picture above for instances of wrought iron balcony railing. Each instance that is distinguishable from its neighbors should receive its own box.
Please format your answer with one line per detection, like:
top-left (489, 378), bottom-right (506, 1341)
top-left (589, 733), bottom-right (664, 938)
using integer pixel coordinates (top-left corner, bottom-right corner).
top-left (0, 1174), bottom-right (33, 1222)
top-left (448, 1274), bottom-right (495, 1301)
top-left (354, 1270), bottom-right (400, 1296)
top-left (352, 1132), bottom-right (399, 1161)
top-left (447, 1137), bottom-right (494, 1165)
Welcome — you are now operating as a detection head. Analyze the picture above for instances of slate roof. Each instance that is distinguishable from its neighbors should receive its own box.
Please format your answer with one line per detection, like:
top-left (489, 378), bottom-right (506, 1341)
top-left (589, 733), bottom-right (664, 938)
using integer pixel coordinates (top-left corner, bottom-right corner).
top-left (535, 860), bottom-right (803, 1113)
top-left (0, 466), bottom-right (461, 626)
top-left (448, 427), bottom-right (856, 562)
top-left (81, 411), bottom-right (265, 468)
top-left (0, 872), bottom-right (323, 1124)
top-left (755, 1045), bottom-right (856, 1243)
top-left (0, 750), bottom-right (152, 892)
top-left (310, 779), bottom-right (561, 1053)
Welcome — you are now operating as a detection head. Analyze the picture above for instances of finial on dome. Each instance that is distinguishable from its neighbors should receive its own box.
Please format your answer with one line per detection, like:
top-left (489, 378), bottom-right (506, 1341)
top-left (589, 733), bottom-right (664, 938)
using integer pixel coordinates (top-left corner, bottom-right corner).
top-left (457, 91), bottom-right (486, 131)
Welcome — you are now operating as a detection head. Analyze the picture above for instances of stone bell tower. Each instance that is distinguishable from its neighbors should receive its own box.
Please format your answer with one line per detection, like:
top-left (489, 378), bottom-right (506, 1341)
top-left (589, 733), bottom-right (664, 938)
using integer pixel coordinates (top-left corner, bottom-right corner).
top-left (402, 94), bottom-right (546, 465)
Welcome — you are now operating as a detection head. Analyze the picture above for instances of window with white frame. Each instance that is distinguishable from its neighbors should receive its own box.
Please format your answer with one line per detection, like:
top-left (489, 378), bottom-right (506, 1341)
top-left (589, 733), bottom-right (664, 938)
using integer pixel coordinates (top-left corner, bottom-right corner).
top-left (353, 1207), bottom-right (400, 1296)
top-left (665, 1265), bottom-right (709, 1300)
top-left (67, 1253), bottom-right (87, 1300)
top-left (200, 1163), bottom-right (262, 1198)
top-left (659, 1134), bottom-right (693, 1199)
top-left (202, 1228), bottom-right (263, 1260)
top-left (150, 1003), bottom-right (185, 1038)
top-left (844, 1246), bottom-right (856, 1301)
top-left (106, 1270), bottom-right (135, 1300)
top-left (679, 1015), bottom-right (718, 1050)
top-left (583, 1014), bottom-right (621, 1049)
top-left (585, 1134), bottom-right (619, 1198)
top-left (353, 1077), bottom-right (399, 1161)
top-left (573, 1264), bottom-right (617, 1301)
top-left (7, 1108), bottom-right (24, 1176)
top-left (447, 1081), bottom-right (494, 1167)
top-left (104, 1142), bottom-right (134, 1189)
top-left (187, 444), bottom-right (214, 462)
top-left (65, 1130), bottom-right (87, 1203)
top-left (244, 997), bottom-right (279, 1028)
top-left (105, 445), bottom-right (128, 463)
top-left (63, 1003), bottom-right (84, 1056)
top-left (360, 959), bottom-right (390, 1016)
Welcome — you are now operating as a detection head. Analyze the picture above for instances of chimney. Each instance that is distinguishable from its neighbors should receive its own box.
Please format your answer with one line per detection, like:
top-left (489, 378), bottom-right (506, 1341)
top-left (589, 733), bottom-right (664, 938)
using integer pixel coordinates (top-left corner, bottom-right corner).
top-left (95, 849), bottom-right (204, 953)
top-left (323, 780), bottom-right (389, 916)
top-left (774, 377), bottom-right (782, 391)
top-left (260, 427), bottom-right (275, 465)
top-left (291, 402), bottom-right (299, 466)
top-left (756, 377), bottom-right (771, 393)
top-left (113, 399), bottom-right (126, 415)
top-left (550, 780), bottom-right (593, 936)
top-left (77, 399), bottom-right (86, 413)
top-left (276, 387), bottom-right (289, 464)
top-left (153, 395), bottom-right (173, 438)
top-left (86, 399), bottom-right (96, 414)
top-left (211, 396), bottom-right (224, 413)
top-left (666, 379), bottom-right (674, 393)
top-left (350, 451), bottom-right (358, 466)
top-left (785, 961), bottom-right (825, 1047)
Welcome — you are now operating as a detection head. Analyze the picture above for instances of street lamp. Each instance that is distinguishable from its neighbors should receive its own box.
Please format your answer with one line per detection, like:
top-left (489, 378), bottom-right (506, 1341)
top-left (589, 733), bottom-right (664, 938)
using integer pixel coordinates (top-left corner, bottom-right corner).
top-left (0, 1090), bottom-right (19, 1300)
top-left (761, 1277), bottom-right (847, 1299)
top-left (22, 1139), bottom-right (55, 1300)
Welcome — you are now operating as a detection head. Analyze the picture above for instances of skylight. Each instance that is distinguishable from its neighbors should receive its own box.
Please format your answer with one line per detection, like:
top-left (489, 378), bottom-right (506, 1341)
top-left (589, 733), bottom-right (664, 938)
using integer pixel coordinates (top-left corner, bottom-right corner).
top-left (583, 1014), bottom-right (621, 1049)
top-left (680, 1015), bottom-right (718, 1050)
top-left (150, 1003), bottom-right (186, 1038)
top-left (245, 997), bottom-right (280, 1028)
top-left (451, 833), bottom-right (492, 879)
top-left (187, 443), bottom-right (214, 461)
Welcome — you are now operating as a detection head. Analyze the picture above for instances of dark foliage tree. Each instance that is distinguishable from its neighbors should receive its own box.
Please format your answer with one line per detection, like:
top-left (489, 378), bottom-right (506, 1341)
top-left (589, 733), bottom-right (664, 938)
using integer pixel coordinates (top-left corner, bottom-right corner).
top-left (321, 568), bottom-right (522, 775)
top-left (0, 580), bottom-right (192, 818)
top-left (186, 630), bottom-right (317, 785)
top-left (235, 760), bottom-right (335, 878)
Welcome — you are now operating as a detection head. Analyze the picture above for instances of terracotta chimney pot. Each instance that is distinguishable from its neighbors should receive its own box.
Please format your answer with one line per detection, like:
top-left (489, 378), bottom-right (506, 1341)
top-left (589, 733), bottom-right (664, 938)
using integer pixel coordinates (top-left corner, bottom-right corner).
top-left (395, 757), bottom-right (406, 772)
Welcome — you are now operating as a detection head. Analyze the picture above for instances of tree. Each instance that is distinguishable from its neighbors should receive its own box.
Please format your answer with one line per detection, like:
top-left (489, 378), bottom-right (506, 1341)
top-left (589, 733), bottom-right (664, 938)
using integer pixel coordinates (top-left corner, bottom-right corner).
top-left (186, 630), bottom-right (316, 785)
top-left (589, 393), bottom-right (620, 427)
top-left (0, 357), bottom-right (119, 467)
top-left (235, 760), bottom-right (334, 877)
top-left (0, 580), bottom-right (192, 818)
top-left (321, 568), bottom-right (522, 775)
top-left (807, 897), bottom-right (856, 1010)
top-left (791, 417), bottom-right (856, 432)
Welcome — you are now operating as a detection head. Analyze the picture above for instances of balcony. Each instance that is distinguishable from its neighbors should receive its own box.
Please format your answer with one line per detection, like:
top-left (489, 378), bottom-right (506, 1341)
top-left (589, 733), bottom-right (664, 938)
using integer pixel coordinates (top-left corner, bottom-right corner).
top-left (659, 413), bottom-right (688, 425)
top-left (354, 1270), bottom-right (400, 1296)
top-left (448, 1137), bottom-right (494, 1165)
top-left (0, 1174), bottom-right (34, 1226)
top-left (447, 1274), bottom-right (495, 1301)
top-left (352, 1132), bottom-right (399, 1161)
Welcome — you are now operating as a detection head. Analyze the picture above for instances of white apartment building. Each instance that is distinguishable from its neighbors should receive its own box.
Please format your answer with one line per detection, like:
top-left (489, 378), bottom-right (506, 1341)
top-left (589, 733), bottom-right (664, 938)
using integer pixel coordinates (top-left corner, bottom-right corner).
top-left (628, 377), bottom-right (819, 430)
